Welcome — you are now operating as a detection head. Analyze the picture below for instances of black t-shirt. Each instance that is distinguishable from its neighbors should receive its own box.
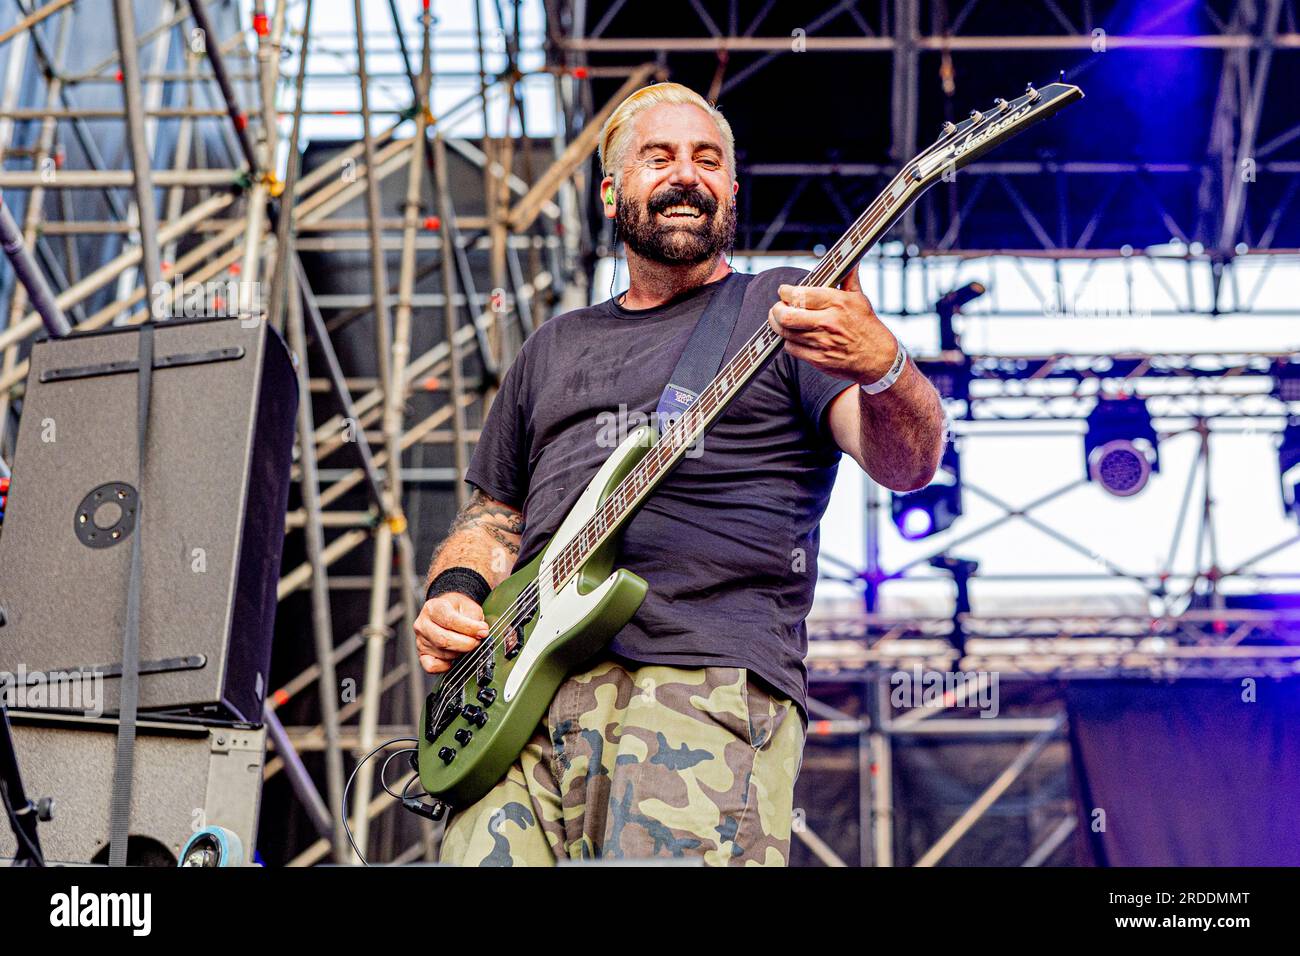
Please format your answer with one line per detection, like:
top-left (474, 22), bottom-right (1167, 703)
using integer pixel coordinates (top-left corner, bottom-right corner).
top-left (464, 266), bottom-right (854, 723)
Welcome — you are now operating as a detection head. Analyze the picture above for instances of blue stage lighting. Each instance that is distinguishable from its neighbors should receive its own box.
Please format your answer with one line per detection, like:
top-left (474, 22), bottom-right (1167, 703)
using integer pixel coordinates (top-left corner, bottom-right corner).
top-left (1271, 359), bottom-right (1300, 404)
top-left (1085, 397), bottom-right (1160, 497)
top-left (1279, 419), bottom-right (1300, 522)
top-left (898, 505), bottom-right (935, 540)
top-left (891, 443), bottom-right (962, 539)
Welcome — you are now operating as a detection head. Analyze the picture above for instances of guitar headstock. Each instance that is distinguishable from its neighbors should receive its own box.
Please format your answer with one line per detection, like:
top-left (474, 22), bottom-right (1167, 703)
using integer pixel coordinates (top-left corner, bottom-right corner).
top-left (916, 82), bottom-right (1084, 183)
top-left (802, 80), bottom-right (1083, 289)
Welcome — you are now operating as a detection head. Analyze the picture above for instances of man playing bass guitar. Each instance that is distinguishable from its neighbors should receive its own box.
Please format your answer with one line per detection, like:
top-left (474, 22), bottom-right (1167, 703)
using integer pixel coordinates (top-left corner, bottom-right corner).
top-left (415, 82), bottom-right (946, 866)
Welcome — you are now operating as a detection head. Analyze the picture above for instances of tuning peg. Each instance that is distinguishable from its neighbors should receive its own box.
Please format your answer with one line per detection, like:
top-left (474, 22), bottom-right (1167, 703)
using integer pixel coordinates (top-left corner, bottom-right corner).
top-left (1025, 82), bottom-right (1040, 102)
top-left (994, 97), bottom-right (1009, 111)
top-left (969, 109), bottom-right (983, 123)
top-left (941, 120), bottom-right (957, 135)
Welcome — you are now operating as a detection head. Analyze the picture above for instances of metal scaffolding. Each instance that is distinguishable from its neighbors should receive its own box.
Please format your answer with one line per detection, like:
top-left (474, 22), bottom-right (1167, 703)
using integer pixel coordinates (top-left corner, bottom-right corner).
top-left (0, 0), bottom-right (602, 866)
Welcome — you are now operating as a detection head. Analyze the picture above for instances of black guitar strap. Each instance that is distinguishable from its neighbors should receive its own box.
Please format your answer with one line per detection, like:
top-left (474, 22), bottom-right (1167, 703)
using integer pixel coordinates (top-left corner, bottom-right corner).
top-left (654, 271), bottom-right (755, 428)
top-left (107, 320), bottom-right (153, 867)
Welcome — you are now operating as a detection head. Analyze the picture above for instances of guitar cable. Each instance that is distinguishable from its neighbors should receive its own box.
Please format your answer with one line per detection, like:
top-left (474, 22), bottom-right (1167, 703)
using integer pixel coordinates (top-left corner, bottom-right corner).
top-left (342, 735), bottom-right (448, 866)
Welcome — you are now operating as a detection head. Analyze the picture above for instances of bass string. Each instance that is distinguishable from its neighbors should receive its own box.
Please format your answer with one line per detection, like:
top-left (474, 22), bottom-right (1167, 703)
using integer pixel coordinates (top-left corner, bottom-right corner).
top-left (429, 566), bottom-right (551, 726)
top-left (434, 583), bottom-right (537, 700)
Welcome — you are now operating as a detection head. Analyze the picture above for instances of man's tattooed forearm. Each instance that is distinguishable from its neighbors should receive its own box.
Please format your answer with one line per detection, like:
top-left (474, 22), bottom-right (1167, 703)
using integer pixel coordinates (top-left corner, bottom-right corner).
top-left (442, 489), bottom-right (524, 545)
top-left (484, 524), bottom-right (521, 554)
top-left (425, 490), bottom-right (525, 588)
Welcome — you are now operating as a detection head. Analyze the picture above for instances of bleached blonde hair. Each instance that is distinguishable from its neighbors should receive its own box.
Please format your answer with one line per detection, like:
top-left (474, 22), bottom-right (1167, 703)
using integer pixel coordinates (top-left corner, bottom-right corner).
top-left (598, 82), bottom-right (735, 186)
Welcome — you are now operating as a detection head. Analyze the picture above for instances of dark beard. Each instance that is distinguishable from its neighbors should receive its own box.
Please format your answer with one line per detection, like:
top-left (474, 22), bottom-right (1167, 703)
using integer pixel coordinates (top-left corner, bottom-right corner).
top-left (615, 184), bottom-right (736, 266)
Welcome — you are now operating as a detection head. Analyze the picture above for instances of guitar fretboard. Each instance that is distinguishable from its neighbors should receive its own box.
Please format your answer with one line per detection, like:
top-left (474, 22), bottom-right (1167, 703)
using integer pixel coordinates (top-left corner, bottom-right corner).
top-left (542, 82), bottom-right (1082, 593)
top-left (544, 160), bottom-right (925, 592)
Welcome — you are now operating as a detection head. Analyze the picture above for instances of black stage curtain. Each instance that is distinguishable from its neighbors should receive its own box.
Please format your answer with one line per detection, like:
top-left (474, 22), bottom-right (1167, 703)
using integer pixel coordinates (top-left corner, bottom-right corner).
top-left (1067, 679), bottom-right (1300, 866)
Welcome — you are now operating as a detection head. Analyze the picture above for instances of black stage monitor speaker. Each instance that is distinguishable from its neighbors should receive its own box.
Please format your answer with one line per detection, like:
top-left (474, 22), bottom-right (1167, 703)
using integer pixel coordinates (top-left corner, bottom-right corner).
top-left (0, 316), bottom-right (297, 723)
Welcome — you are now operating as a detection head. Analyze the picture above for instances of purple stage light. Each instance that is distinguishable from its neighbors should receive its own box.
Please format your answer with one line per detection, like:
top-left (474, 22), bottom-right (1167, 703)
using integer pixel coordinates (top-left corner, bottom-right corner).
top-left (898, 506), bottom-right (934, 540)
top-left (1089, 438), bottom-right (1154, 497)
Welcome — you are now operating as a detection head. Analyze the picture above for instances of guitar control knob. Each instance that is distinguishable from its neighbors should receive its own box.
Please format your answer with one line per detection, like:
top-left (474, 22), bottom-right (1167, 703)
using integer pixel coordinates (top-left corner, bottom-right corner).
top-left (454, 728), bottom-right (473, 746)
top-left (438, 746), bottom-right (456, 764)
top-left (477, 687), bottom-right (498, 707)
top-left (461, 705), bottom-right (488, 728)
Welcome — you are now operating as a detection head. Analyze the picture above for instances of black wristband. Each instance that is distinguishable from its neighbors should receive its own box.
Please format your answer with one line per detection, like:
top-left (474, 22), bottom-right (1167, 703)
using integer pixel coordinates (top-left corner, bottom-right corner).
top-left (425, 566), bottom-right (491, 607)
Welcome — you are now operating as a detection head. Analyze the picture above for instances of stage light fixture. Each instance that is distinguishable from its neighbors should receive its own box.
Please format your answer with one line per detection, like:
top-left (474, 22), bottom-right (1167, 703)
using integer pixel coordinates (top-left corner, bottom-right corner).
top-left (1271, 359), bottom-right (1300, 404)
top-left (1279, 419), bottom-right (1300, 522)
top-left (1085, 397), bottom-right (1159, 497)
top-left (917, 283), bottom-right (985, 403)
top-left (891, 443), bottom-right (962, 540)
top-left (936, 282), bottom-right (986, 351)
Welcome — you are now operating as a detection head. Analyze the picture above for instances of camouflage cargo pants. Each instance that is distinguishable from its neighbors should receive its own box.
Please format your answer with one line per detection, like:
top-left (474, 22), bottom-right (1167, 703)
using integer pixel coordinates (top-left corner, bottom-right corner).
top-left (439, 655), bottom-right (805, 866)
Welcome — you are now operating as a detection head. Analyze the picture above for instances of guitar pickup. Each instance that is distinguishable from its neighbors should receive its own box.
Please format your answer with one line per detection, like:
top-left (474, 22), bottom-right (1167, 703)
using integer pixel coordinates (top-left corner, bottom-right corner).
top-left (425, 688), bottom-right (464, 743)
top-left (504, 610), bottom-right (533, 660)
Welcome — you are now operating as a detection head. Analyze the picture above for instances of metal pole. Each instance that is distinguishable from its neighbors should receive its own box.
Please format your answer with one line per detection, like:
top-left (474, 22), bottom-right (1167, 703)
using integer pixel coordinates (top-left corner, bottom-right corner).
top-left (890, 0), bottom-right (920, 246)
top-left (0, 13), bottom-right (31, 176)
top-left (267, 0), bottom-right (314, 333)
top-left (432, 135), bottom-right (470, 510)
top-left (188, 0), bottom-right (260, 171)
top-left (161, 36), bottom-right (203, 269)
top-left (111, 0), bottom-right (164, 311)
top-left (0, 0), bottom-right (72, 49)
top-left (351, 0), bottom-right (396, 396)
top-left (0, 7), bottom-right (72, 447)
top-left (112, 0), bottom-right (178, 324)
top-left (0, 169), bottom-right (238, 188)
top-left (345, 0), bottom-right (405, 862)
top-left (0, 194), bottom-right (70, 337)
top-left (293, 256), bottom-right (389, 509)
top-left (870, 676), bottom-right (893, 866)
top-left (285, 262), bottom-right (348, 862)
top-left (263, 705), bottom-right (334, 840)
top-left (234, 0), bottom-right (285, 315)
top-left (11, 0), bottom-right (129, 223)
top-left (1219, 0), bottom-right (1283, 251)
top-left (389, 0), bottom-right (436, 776)
top-left (914, 716), bottom-right (1063, 867)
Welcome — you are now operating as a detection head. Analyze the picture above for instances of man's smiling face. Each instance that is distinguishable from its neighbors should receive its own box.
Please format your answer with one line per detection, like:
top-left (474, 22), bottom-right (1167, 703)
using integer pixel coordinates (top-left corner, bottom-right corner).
top-left (608, 102), bottom-right (738, 266)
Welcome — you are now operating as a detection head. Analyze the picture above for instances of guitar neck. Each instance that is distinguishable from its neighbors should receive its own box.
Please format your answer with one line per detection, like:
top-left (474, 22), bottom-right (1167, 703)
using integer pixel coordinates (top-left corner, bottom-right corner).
top-left (545, 156), bottom-right (930, 590)
top-left (543, 80), bottom-right (1083, 592)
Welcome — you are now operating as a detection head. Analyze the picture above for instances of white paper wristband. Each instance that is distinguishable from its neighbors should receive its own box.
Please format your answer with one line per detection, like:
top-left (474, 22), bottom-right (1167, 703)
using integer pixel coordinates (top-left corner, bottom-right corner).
top-left (860, 337), bottom-right (908, 396)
